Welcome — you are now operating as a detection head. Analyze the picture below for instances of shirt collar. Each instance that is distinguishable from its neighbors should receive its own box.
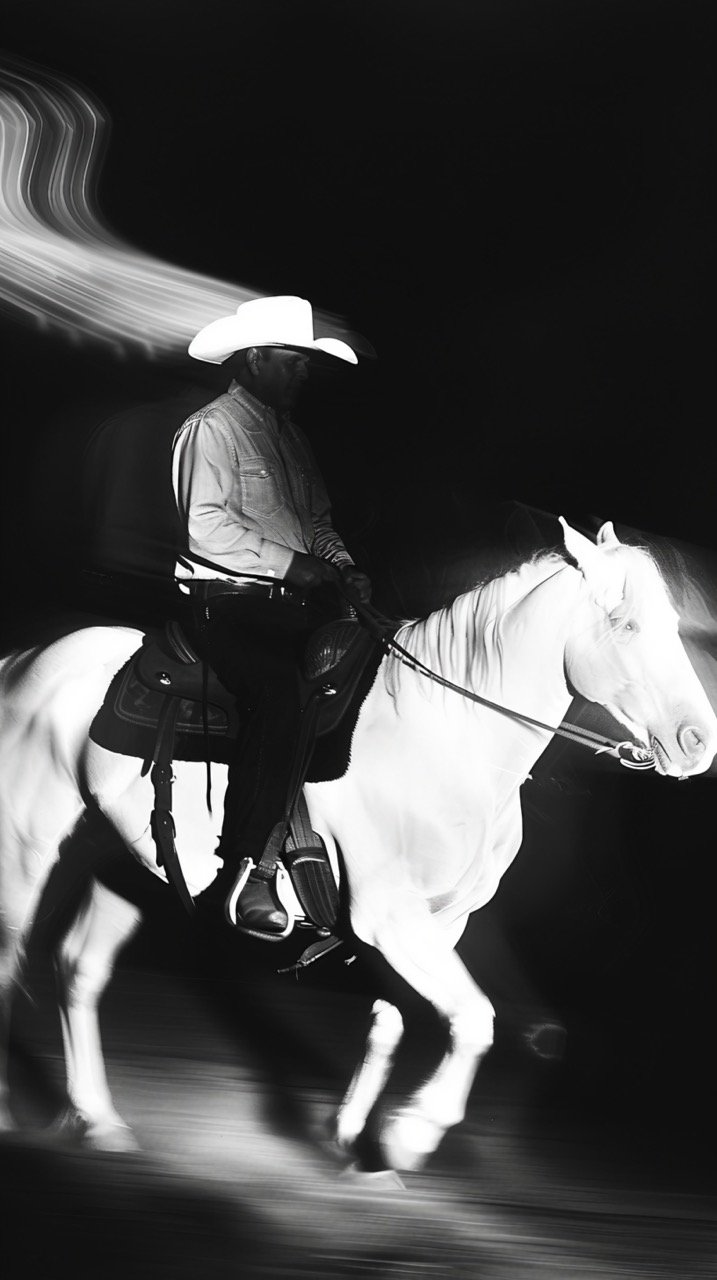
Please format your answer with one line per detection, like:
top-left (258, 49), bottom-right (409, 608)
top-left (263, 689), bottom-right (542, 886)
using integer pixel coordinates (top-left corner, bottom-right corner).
top-left (226, 379), bottom-right (291, 432)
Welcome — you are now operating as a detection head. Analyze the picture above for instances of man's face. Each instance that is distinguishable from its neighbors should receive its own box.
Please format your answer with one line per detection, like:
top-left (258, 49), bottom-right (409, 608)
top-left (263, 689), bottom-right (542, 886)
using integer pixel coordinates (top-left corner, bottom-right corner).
top-left (253, 348), bottom-right (310, 413)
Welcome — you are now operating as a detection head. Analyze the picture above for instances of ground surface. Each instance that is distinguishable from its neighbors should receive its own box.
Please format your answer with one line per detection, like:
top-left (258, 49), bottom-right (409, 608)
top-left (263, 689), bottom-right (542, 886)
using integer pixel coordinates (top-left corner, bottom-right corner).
top-left (3, 942), bottom-right (713, 1280)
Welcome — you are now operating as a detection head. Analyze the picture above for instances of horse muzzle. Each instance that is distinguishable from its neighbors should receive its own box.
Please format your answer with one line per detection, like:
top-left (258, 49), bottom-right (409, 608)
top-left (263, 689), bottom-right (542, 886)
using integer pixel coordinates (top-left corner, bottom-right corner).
top-left (651, 722), bottom-right (717, 778)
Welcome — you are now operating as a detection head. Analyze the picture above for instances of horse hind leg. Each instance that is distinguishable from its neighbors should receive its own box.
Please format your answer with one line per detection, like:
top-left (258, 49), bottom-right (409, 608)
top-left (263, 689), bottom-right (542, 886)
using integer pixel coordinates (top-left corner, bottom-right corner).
top-left (55, 879), bottom-right (142, 1151)
top-left (0, 822), bottom-right (78, 1134)
top-left (0, 926), bottom-right (27, 1134)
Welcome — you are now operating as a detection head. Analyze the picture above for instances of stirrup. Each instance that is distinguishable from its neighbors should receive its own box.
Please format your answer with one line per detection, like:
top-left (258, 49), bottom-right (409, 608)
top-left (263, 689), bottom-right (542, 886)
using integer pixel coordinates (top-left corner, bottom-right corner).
top-left (224, 857), bottom-right (296, 942)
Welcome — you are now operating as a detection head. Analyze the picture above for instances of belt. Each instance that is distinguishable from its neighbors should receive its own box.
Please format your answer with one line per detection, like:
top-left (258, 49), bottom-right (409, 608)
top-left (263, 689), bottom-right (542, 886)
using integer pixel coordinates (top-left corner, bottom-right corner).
top-left (187, 579), bottom-right (308, 608)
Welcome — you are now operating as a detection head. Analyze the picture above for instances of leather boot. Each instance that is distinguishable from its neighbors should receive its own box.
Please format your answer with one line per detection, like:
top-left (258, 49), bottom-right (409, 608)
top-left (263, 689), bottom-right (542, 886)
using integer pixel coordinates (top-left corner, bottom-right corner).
top-left (229, 871), bottom-right (289, 934)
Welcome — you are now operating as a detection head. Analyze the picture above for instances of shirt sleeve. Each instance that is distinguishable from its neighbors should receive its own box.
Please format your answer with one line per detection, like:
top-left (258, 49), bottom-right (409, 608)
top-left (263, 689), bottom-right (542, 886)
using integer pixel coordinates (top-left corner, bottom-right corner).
top-left (172, 414), bottom-right (295, 579)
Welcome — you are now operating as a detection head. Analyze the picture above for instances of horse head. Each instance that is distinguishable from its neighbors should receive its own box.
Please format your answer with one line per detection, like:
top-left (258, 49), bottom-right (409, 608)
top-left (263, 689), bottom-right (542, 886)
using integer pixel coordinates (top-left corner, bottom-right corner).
top-left (561, 518), bottom-right (717, 778)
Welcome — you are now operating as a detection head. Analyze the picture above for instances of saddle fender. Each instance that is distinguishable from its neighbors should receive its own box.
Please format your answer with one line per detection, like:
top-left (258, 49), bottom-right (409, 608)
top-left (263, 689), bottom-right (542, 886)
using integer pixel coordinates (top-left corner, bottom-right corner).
top-left (90, 615), bottom-right (389, 947)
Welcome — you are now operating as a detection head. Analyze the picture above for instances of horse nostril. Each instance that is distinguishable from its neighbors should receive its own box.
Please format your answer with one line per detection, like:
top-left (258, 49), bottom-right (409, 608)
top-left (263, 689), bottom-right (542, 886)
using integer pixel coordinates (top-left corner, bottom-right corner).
top-left (679, 725), bottom-right (704, 759)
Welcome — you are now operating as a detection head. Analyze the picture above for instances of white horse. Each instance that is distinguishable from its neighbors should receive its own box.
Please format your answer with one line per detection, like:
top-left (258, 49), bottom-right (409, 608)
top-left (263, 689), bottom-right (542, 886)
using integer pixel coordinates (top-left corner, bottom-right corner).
top-left (1, 519), bottom-right (715, 1171)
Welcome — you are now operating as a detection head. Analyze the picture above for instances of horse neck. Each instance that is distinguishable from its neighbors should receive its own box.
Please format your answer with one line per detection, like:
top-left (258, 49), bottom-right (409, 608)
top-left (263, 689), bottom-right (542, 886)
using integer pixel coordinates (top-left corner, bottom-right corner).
top-left (391, 554), bottom-right (581, 722)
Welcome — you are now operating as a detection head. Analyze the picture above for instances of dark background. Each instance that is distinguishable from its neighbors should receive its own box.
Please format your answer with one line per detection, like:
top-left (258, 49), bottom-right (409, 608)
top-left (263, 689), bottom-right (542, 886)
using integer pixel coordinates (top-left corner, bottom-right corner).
top-left (3, 0), bottom-right (716, 567)
top-left (1, 0), bottom-right (715, 1150)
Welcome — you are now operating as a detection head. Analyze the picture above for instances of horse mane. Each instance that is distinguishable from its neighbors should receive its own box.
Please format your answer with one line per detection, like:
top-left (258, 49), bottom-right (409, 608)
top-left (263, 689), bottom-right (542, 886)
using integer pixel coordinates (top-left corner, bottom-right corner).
top-left (383, 535), bottom-right (679, 701)
top-left (384, 547), bottom-right (568, 699)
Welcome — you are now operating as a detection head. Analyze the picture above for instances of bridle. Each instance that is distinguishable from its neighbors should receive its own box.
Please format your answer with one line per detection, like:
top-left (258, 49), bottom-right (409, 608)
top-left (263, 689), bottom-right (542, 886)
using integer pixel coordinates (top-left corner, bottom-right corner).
top-left (348, 596), bottom-right (656, 772)
top-left (177, 552), bottom-right (655, 771)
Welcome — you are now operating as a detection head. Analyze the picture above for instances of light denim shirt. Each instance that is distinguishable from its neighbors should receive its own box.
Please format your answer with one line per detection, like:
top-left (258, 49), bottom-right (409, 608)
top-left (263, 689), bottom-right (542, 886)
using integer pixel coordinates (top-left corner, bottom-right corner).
top-left (172, 380), bottom-right (354, 584)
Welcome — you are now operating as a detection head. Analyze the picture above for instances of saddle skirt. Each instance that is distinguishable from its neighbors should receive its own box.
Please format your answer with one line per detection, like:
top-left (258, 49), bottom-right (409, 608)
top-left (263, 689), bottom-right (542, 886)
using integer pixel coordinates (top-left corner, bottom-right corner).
top-left (89, 615), bottom-right (389, 963)
top-left (89, 616), bottom-right (386, 772)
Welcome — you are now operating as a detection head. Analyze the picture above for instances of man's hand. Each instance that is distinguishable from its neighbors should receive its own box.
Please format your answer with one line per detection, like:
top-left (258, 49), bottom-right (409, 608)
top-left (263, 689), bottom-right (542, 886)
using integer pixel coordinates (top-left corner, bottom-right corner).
top-left (340, 565), bottom-right (372, 604)
top-left (285, 551), bottom-right (341, 591)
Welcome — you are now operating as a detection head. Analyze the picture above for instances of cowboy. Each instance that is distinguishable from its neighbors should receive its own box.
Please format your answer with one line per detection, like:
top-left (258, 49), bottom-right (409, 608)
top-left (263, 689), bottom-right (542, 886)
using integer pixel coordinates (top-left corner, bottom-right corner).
top-left (172, 295), bottom-right (372, 935)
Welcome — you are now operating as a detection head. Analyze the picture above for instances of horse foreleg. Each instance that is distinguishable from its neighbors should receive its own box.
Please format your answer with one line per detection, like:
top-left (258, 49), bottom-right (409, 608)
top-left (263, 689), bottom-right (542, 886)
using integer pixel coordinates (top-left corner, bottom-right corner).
top-left (55, 879), bottom-right (142, 1150)
top-left (333, 999), bottom-right (404, 1158)
top-left (352, 891), bottom-right (494, 1171)
top-left (384, 1004), bottom-right (492, 1171)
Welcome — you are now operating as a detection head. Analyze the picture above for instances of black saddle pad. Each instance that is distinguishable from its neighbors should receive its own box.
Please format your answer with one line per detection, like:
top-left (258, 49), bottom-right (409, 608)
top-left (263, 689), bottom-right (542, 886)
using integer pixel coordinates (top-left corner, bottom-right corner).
top-left (90, 655), bottom-right (237, 763)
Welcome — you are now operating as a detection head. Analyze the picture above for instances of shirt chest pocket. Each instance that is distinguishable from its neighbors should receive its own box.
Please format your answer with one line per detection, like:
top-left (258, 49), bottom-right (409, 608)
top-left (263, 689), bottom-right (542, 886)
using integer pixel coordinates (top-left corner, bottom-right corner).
top-left (239, 462), bottom-right (284, 518)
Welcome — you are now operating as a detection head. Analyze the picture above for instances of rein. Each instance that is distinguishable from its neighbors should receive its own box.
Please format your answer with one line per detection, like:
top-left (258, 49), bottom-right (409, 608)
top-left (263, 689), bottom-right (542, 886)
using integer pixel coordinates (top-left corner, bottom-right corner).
top-left (176, 552), bottom-right (654, 771)
top-left (347, 597), bottom-right (656, 772)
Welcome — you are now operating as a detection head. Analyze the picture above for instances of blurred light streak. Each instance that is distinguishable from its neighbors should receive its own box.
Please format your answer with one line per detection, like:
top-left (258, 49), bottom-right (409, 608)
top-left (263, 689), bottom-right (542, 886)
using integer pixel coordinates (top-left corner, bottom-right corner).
top-left (0, 57), bottom-right (365, 359)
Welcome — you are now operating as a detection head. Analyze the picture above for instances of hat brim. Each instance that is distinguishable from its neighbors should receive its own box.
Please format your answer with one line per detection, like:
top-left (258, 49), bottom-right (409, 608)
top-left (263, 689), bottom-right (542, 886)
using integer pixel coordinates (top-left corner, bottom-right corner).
top-left (188, 316), bottom-right (358, 365)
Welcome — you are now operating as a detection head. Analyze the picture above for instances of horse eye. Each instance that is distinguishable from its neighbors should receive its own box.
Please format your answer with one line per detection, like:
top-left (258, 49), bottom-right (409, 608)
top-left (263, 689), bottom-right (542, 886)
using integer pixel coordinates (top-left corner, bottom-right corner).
top-left (610, 614), bottom-right (639, 635)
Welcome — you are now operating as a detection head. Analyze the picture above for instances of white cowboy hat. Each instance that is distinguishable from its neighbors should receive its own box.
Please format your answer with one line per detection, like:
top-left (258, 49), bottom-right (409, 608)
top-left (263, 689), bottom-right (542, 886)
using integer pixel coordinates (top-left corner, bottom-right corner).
top-left (188, 295), bottom-right (358, 365)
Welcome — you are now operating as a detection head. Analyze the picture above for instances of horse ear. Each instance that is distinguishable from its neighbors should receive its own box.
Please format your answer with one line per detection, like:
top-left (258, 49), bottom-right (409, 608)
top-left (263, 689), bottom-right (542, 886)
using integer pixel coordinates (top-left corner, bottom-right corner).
top-left (595, 521), bottom-right (621, 548)
top-left (559, 516), bottom-right (625, 612)
top-left (559, 517), bottom-right (599, 565)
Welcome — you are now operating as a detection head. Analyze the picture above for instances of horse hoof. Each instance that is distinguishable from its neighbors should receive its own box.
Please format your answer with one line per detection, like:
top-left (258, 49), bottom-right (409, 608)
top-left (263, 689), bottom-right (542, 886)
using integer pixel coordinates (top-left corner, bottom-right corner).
top-left (50, 1107), bottom-right (139, 1152)
top-left (380, 1113), bottom-right (442, 1172)
top-left (339, 1164), bottom-right (406, 1191)
top-left (84, 1122), bottom-right (141, 1153)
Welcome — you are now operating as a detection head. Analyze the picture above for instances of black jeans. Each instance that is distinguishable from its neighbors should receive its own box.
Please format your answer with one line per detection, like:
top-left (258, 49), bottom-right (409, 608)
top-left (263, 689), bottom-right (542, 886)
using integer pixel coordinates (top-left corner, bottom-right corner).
top-left (185, 591), bottom-right (314, 877)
